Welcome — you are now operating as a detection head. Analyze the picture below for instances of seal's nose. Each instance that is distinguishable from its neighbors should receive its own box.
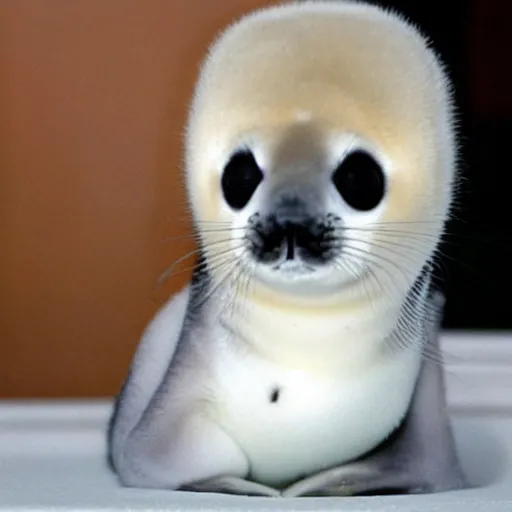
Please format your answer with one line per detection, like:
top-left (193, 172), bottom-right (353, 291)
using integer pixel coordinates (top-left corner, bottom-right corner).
top-left (248, 193), bottom-right (337, 265)
top-left (283, 223), bottom-right (296, 260)
top-left (274, 195), bottom-right (308, 227)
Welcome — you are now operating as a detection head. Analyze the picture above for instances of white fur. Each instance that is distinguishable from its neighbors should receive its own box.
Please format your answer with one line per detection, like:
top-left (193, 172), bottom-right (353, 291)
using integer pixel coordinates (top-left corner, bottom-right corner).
top-left (109, 287), bottom-right (190, 468)
top-left (111, 0), bottom-right (456, 492)
top-left (212, 336), bottom-right (421, 487)
top-left (185, 0), bottom-right (455, 298)
top-left (179, 0), bottom-right (454, 485)
top-left (202, 294), bottom-right (423, 487)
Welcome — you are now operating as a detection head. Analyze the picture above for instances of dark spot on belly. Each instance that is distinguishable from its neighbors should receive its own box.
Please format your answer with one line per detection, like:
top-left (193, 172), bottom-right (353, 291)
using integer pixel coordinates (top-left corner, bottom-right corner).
top-left (270, 387), bottom-right (280, 403)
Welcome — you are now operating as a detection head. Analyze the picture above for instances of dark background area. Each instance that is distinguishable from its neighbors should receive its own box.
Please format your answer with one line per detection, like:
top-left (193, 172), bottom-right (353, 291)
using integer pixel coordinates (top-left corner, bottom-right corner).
top-left (383, 0), bottom-right (512, 329)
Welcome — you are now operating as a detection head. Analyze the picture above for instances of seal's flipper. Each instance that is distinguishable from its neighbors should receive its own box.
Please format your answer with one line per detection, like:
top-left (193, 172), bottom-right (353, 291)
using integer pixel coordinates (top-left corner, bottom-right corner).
top-left (282, 461), bottom-right (388, 497)
top-left (108, 285), bottom-right (253, 491)
top-left (107, 286), bottom-right (190, 469)
top-left (115, 408), bottom-right (250, 490)
top-left (107, 286), bottom-right (191, 470)
top-left (282, 292), bottom-right (467, 498)
top-left (181, 476), bottom-right (281, 497)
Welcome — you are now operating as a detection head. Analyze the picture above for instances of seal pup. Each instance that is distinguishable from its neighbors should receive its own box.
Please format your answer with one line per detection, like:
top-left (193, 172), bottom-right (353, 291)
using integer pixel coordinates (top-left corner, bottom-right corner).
top-left (107, 0), bottom-right (466, 497)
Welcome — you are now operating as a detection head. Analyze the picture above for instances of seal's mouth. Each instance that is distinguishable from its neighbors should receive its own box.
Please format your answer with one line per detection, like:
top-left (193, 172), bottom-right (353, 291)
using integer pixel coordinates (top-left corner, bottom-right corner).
top-left (272, 260), bottom-right (316, 274)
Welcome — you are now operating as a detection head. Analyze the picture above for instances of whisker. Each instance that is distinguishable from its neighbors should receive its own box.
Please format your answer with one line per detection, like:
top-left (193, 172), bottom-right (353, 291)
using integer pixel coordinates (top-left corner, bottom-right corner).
top-left (338, 229), bottom-right (480, 279)
top-left (346, 221), bottom-right (508, 246)
top-left (157, 241), bottom-right (246, 286)
top-left (229, 256), bottom-right (254, 321)
top-left (156, 247), bottom-right (203, 284)
top-left (341, 244), bottom-right (414, 288)
top-left (343, 236), bottom-right (428, 269)
top-left (193, 256), bottom-right (247, 313)
top-left (154, 249), bottom-right (243, 286)
top-left (368, 219), bottom-right (443, 226)
top-left (340, 247), bottom-right (449, 367)
top-left (346, 227), bottom-right (439, 240)
top-left (184, 218), bottom-right (233, 226)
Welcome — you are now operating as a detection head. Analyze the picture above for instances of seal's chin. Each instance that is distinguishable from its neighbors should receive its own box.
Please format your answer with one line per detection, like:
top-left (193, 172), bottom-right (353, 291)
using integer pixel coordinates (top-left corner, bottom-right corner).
top-left (255, 258), bottom-right (339, 290)
top-left (272, 260), bottom-right (316, 275)
top-left (247, 254), bottom-right (369, 298)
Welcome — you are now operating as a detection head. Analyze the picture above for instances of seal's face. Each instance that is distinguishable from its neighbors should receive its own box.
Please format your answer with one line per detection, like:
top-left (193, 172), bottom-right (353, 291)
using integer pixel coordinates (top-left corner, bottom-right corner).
top-left (184, 1), bottom-right (455, 299)
top-left (216, 124), bottom-right (390, 292)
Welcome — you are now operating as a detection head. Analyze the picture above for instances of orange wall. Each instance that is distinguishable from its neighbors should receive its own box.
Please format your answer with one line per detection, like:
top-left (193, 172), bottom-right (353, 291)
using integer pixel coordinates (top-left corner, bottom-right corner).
top-left (0, 0), bottom-right (272, 398)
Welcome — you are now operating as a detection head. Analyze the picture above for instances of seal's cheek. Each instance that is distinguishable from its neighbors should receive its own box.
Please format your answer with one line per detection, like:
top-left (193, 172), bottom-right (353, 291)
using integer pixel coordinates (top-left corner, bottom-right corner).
top-left (377, 143), bottom-right (446, 229)
top-left (189, 170), bottom-right (225, 224)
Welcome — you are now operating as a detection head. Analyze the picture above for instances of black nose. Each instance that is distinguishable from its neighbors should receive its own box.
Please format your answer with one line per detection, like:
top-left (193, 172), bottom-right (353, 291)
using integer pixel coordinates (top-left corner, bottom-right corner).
top-left (283, 223), bottom-right (297, 260)
top-left (248, 214), bottom-right (335, 265)
top-left (283, 221), bottom-right (325, 261)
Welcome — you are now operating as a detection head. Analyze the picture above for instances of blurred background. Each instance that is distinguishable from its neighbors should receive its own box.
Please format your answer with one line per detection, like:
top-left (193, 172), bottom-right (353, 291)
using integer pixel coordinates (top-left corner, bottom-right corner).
top-left (1, 0), bottom-right (511, 399)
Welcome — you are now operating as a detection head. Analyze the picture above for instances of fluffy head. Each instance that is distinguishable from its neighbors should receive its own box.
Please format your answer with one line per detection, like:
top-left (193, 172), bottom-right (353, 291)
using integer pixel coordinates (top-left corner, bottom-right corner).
top-left (184, 0), bottom-right (456, 305)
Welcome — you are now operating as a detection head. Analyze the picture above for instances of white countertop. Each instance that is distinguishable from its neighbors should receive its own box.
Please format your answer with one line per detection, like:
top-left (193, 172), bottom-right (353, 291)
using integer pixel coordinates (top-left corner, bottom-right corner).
top-left (2, 333), bottom-right (512, 511)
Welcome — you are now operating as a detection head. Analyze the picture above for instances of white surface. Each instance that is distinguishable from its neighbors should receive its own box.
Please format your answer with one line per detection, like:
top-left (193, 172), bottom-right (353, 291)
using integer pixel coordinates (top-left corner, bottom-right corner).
top-left (2, 332), bottom-right (512, 511)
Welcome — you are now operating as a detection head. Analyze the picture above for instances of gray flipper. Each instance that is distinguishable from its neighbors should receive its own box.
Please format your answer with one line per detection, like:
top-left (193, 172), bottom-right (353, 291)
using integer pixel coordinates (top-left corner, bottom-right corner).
top-left (281, 291), bottom-right (467, 498)
top-left (181, 477), bottom-right (280, 497)
top-left (107, 286), bottom-right (191, 471)
top-left (107, 281), bottom-right (254, 491)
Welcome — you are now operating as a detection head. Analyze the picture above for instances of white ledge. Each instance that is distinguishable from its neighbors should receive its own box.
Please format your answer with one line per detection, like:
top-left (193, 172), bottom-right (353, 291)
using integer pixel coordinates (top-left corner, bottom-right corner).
top-left (443, 332), bottom-right (512, 413)
top-left (1, 331), bottom-right (512, 511)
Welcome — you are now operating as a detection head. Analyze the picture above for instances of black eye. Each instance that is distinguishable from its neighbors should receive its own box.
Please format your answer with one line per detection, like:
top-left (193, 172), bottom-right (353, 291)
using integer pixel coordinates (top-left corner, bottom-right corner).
top-left (221, 150), bottom-right (264, 210)
top-left (332, 150), bottom-right (386, 211)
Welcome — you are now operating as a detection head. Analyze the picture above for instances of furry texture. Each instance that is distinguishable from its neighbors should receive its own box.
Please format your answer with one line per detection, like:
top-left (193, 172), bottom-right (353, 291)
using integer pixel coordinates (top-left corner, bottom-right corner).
top-left (108, 0), bottom-right (465, 497)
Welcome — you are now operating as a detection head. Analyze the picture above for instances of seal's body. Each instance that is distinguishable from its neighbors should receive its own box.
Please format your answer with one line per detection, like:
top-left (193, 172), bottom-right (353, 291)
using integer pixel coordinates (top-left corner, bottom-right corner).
top-left (108, 0), bottom-right (466, 497)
